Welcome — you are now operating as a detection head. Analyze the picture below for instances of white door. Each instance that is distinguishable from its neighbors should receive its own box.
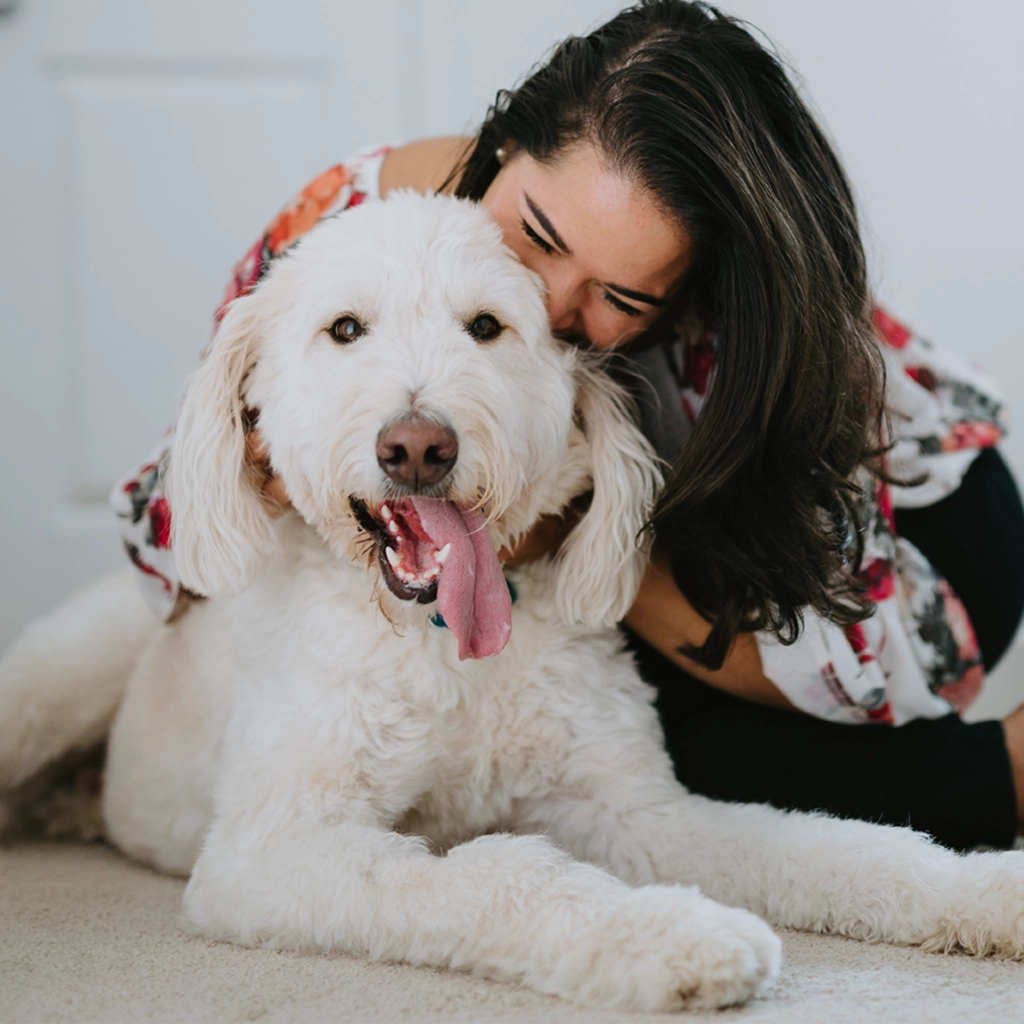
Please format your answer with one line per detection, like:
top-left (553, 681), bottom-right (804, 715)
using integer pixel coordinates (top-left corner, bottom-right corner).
top-left (0, 0), bottom-right (619, 650)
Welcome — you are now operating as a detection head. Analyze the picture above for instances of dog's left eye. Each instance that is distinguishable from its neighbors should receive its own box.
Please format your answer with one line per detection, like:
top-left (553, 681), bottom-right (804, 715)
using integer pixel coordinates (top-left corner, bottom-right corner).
top-left (466, 313), bottom-right (503, 342)
top-left (329, 316), bottom-right (365, 344)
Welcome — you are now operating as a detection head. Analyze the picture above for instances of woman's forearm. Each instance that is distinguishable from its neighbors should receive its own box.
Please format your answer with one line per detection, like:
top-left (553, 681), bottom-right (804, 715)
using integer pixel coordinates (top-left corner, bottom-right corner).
top-left (624, 548), bottom-right (795, 711)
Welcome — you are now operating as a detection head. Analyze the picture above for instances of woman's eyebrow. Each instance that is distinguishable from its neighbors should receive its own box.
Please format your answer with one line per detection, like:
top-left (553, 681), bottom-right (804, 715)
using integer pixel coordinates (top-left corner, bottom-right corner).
top-left (604, 283), bottom-right (668, 306)
top-left (524, 193), bottom-right (571, 253)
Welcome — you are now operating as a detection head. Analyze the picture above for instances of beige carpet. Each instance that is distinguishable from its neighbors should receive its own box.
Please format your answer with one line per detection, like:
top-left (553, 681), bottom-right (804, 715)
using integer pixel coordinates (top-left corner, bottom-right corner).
top-left (2, 843), bottom-right (1022, 1024)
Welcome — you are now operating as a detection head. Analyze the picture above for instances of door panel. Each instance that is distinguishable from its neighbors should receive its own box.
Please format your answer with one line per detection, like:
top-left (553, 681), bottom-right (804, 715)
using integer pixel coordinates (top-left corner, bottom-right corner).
top-left (0, 0), bottom-right (405, 648)
top-left (62, 69), bottom-right (327, 493)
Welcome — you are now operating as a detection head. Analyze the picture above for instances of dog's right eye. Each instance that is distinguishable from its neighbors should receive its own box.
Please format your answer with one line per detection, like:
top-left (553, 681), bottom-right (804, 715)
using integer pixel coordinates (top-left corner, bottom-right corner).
top-left (328, 317), bottom-right (365, 344)
top-left (467, 313), bottom-right (503, 342)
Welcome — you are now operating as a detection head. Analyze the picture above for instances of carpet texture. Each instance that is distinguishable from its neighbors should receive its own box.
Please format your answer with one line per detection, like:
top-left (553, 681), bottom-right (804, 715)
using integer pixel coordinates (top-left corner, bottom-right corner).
top-left (1, 842), bottom-right (1021, 1023)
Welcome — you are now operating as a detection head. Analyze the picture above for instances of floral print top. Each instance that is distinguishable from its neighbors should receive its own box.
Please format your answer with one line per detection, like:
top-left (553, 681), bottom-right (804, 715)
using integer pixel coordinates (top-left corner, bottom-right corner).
top-left (112, 144), bottom-right (1008, 725)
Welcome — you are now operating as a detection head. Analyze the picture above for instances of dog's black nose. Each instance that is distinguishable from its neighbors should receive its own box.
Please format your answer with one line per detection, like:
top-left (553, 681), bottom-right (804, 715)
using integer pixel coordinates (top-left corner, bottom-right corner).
top-left (376, 418), bottom-right (458, 488)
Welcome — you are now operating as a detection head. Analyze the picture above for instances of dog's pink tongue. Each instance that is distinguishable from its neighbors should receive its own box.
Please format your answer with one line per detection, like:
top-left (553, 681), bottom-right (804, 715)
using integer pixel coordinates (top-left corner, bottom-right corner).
top-left (406, 496), bottom-right (511, 660)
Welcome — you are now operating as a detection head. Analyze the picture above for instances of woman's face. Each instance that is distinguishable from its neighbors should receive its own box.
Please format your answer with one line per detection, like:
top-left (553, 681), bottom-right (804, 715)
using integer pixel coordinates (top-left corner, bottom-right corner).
top-left (481, 142), bottom-right (692, 350)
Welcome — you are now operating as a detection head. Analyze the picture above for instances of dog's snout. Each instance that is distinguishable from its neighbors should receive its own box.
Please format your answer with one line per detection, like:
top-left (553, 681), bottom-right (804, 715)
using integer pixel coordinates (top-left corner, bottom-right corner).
top-left (376, 418), bottom-right (458, 488)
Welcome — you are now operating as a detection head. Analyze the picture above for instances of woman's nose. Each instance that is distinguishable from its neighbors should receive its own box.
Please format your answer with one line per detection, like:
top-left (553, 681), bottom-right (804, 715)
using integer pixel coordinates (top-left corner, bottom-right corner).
top-left (545, 278), bottom-right (584, 333)
top-left (550, 304), bottom-right (579, 333)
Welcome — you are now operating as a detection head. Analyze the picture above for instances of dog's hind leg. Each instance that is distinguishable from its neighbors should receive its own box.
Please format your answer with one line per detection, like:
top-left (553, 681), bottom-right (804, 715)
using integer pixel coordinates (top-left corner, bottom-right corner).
top-left (0, 569), bottom-right (157, 788)
top-left (518, 732), bottom-right (1024, 961)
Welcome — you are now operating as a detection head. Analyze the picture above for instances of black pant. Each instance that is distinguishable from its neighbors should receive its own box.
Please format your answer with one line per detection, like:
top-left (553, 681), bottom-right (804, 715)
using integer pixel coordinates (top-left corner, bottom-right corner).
top-left (631, 448), bottom-right (1024, 851)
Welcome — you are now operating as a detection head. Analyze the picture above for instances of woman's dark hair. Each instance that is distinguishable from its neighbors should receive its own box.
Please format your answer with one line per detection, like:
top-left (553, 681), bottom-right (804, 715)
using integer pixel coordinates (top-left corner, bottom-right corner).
top-left (452, 0), bottom-right (885, 669)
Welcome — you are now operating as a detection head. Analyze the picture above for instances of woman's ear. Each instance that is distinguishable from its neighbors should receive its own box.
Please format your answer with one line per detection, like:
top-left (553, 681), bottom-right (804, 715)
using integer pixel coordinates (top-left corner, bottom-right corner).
top-left (165, 294), bottom-right (277, 597)
top-left (553, 360), bottom-right (663, 626)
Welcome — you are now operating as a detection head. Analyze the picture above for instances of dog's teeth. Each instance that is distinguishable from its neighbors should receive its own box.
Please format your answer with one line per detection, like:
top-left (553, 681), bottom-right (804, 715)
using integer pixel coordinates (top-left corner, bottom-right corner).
top-left (435, 543), bottom-right (452, 565)
top-left (385, 547), bottom-right (401, 568)
top-left (387, 521), bottom-right (400, 535)
top-left (381, 504), bottom-right (392, 520)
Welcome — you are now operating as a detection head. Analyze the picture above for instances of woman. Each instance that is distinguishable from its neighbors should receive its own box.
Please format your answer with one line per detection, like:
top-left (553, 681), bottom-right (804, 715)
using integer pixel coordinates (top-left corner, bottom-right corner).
top-left (115, 0), bottom-right (1024, 851)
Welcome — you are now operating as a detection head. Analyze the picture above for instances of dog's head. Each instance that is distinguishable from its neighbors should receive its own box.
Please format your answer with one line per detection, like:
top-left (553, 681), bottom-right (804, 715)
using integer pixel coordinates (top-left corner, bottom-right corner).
top-left (167, 192), bottom-right (661, 657)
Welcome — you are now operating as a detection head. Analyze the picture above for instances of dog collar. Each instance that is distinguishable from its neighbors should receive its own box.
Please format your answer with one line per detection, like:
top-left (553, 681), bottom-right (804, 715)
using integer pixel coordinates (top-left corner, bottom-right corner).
top-left (430, 576), bottom-right (517, 629)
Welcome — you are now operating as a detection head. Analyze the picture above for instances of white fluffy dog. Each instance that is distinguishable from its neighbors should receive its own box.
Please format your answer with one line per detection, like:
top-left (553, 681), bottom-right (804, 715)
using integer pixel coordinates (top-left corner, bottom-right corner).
top-left (2, 193), bottom-right (1024, 1013)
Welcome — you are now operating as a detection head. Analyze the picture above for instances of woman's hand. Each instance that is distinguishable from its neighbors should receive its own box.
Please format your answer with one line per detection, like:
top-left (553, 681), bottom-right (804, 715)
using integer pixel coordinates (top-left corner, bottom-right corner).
top-left (625, 546), bottom-right (796, 711)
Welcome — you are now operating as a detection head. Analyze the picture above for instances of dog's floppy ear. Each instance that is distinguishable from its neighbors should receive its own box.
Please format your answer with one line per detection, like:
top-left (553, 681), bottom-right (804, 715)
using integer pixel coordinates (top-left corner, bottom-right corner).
top-left (553, 360), bottom-right (663, 626)
top-left (165, 294), bottom-right (276, 597)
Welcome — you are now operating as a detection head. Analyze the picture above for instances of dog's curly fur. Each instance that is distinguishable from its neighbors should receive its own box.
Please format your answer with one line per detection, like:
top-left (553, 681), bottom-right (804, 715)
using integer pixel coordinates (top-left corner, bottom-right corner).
top-left (2, 194), bottom-right (1024, 1013)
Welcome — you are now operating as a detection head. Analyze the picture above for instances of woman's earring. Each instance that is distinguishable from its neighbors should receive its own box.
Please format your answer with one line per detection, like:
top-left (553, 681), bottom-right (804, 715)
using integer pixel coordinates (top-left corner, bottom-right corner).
top-left (495, 146), bottom-right (507, 165)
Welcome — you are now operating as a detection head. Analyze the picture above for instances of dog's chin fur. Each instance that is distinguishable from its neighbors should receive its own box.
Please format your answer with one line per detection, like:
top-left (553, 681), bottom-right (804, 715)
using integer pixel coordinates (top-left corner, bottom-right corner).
top-left (4, 192), bottom-right (1024, 1015)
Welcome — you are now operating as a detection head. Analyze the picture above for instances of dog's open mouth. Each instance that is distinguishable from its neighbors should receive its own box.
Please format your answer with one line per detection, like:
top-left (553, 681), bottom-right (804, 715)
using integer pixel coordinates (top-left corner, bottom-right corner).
top-left (349, 495), bottom-right (513, 661)
top-left (352, 497), bottom-right (446, 604)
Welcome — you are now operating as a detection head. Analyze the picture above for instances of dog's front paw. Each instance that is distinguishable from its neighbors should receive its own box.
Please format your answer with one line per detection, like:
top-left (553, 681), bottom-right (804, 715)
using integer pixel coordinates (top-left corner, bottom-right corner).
top-left (921, 851), bottom-right (1024, 958)
top-left (552, 885), bottom-right (781, 1012)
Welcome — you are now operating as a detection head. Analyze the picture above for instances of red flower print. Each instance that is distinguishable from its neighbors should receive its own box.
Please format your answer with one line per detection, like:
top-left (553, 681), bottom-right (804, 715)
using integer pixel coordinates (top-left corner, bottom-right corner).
top-left (844, 623), bottom-right (875, 664)
top-left (942, 421), bottom-right (1003, 452)
top-left (872, 306), bottom-right (912, 349)
top-left (858, 557), bottom-right (895, 602)
top-left (905, 366), bottom-right (938, 392)
top-left (933, 581), bottom-right (983, 712)
top-left (215, 238), bottom-right (265, 326)
top-left (684, 336), bottom-right (715, 396)
top-left (866, 702), bottom-right (895, 724)
top-left (124, 542), bottom-right (173, 595)
top-left (266, 165), bottom-right (352, 256)
top-left (937, 666), bottom-right (984, 714)
top-left (148, 496), bottom-right (172, 549)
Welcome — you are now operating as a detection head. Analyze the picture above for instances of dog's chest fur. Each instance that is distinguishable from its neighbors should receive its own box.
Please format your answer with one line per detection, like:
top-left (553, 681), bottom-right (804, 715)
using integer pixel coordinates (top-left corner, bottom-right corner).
top-left (390, 676), bottom-right (575, 849)
top-left (226, 531), bottom-right (645, 852)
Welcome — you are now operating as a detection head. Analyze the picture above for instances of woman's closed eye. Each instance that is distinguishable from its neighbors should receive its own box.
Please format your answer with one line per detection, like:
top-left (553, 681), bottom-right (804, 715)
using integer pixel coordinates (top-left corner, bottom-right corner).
top-left (603, 290), bottom-right (644, 318)
top-left (521, 217), bottom-right (555, 255)
top-left (521, 217), bottom-right (645, 318)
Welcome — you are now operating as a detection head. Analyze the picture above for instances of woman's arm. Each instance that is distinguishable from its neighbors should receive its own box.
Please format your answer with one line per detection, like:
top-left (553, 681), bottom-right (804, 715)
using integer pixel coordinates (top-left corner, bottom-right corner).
top-left (624, 546), bottom-right (795, 711)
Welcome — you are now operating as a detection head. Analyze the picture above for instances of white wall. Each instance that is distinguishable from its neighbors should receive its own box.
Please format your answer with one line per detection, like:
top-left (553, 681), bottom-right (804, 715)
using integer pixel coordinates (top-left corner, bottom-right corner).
top-left (1, 0), bottom-right (1022, 663)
